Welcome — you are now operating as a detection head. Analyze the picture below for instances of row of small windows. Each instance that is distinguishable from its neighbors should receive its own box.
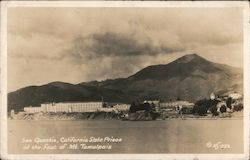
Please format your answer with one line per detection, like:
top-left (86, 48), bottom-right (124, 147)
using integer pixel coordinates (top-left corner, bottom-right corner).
top-left (42, 103), bottom-right (103, 108)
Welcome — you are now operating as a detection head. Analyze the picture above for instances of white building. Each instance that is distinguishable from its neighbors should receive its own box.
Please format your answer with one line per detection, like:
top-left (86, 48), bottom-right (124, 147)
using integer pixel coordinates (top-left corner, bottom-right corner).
top-left (98, 108), bottom-right (114, 112)
top-left (25, 102), bottom-right (104, 113)
top-left (229, 93), bottom-right (242, 100)
top-left (160, 101), bottom-right (194, 109)
top-left (24, 106), bottom-right (45, 113)
top-left (113, 104), bottom-right (130, 111)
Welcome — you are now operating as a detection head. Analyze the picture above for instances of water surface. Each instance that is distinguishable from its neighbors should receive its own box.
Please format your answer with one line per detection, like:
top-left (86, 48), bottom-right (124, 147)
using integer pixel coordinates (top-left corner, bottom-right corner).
top-left (8, 119), bottom-right (243, 154)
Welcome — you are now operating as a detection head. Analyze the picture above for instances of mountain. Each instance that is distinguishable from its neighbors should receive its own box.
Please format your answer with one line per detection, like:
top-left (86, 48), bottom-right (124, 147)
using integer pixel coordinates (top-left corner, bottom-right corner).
top-left (8, 54), bottom-right (243, 112)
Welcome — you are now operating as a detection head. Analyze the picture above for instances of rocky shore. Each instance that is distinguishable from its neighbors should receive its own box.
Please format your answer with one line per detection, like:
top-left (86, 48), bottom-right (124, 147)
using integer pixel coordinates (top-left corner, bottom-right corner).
top-left (9, 110), bottom-right (243, 121)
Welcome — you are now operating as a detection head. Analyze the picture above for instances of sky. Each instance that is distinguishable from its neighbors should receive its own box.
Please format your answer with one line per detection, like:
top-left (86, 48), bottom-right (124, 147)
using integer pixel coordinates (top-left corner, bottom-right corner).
top-left (8, 7), bottom-right (243, 92)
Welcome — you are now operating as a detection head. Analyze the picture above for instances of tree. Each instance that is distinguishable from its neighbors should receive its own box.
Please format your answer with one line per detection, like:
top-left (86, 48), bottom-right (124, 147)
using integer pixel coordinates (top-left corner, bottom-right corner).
top-left (193, 105), bottom-right (207, 116)
top-left (129, 102), bottom-right (136, 113)
top-left (150, 103), bottom-right (156, 111)
top-left (129, 101), bottom-right (153, 113)
top-left (234, 103), bottom-right (243, 111)
top-left (210, 106), bottom-right (219, 116)
top-left (226, 97), bottom-right (232, 109)
top-left (207, 99), bottom-right (220, 108)
top-left (102, 102), bottom-right (107, 108)
top-left (192, 99), bottom-right (209, 116)
top-left (193, 98), bottom-right (220, 116)
top-left (220, 105), bottom-right (227, 113)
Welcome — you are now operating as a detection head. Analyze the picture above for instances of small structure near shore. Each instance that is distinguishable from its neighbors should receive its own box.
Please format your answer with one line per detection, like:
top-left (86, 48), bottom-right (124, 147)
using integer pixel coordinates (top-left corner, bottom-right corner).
top-left (159, 101), bottom-right (194, 114)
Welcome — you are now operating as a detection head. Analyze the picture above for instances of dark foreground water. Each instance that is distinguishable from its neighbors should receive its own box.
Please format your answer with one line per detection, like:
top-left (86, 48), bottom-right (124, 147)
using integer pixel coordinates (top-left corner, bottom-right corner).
top-left (8, 119), bottom-right (243, 154)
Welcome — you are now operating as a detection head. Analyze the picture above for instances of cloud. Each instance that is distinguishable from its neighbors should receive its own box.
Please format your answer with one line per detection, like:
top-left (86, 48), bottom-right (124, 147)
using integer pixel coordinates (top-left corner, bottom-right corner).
top-left (69, 32), bottom-right (185, 61)
top-left (7, 7), bottom-right (244, 91)
top-left (8, 33), bottom-right (69, 60)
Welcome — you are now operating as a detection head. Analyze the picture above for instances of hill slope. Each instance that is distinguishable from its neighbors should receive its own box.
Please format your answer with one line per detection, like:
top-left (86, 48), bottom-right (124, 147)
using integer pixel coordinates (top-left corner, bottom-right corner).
top-left (8, 54), bottom-right (243, 111)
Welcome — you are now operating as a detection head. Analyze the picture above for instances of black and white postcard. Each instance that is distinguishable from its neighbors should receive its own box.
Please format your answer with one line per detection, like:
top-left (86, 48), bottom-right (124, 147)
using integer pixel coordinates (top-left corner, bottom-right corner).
top-left (0, 1), bottom-right (249, 160)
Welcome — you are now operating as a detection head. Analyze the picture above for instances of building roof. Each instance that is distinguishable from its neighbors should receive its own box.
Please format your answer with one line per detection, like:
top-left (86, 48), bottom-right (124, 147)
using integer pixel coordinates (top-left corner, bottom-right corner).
top-left (160, 101), bottom-right (194, 106)
top-left (42, 101), bottom-right (104, 104)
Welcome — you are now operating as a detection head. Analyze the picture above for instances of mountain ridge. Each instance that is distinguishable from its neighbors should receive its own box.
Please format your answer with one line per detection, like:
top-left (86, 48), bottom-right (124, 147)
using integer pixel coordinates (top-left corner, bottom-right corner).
top-left (8, 54), bottom-right (243, 112)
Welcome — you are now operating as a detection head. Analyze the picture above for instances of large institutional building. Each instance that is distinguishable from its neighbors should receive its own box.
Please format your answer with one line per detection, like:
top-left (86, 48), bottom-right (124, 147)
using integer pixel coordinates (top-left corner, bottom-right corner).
top-left (24, 102), bottom-right (104, 113)
top-left (24, 102), bottom-right (130, 113)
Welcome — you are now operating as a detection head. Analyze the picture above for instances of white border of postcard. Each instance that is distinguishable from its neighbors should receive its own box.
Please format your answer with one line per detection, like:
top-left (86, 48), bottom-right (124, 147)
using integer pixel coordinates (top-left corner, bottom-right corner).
top-left (0, 1), bottom-right (249, 160)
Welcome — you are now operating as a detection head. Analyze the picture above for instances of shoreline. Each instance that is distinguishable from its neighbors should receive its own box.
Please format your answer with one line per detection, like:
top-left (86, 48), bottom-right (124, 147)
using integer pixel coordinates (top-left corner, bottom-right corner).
top-left (8, 111), bottom-right (243, 121)
top-left (8, 118), bottom-right (243, 121)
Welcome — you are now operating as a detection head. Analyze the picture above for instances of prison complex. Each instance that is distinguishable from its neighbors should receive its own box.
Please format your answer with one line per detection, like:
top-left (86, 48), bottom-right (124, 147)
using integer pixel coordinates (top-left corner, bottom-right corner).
top-left (24, 102), bottom-right (130, 113)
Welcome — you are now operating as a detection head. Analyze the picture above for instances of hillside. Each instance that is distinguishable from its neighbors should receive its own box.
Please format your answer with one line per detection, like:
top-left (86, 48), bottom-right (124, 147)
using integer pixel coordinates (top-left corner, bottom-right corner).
top-left (8, 54), bottom-right (243, 112)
